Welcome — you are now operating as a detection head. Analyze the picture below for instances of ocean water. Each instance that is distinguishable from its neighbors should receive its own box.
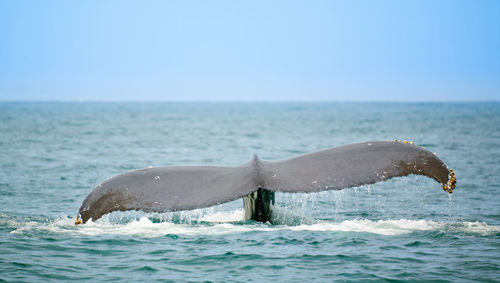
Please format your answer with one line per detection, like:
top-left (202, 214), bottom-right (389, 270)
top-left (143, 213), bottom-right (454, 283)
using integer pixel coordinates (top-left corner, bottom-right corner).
top-left (0, 102), bottom-right (499, 282)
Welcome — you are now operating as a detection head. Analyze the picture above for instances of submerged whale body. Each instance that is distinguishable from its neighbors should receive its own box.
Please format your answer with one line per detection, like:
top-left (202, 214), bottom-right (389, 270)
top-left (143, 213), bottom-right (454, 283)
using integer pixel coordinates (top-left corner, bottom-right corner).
top-left (76, 141), bottom-right (456, 224)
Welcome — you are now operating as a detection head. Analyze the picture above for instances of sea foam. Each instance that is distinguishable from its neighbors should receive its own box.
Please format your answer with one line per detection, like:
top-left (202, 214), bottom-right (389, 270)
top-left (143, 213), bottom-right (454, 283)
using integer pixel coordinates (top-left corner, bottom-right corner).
top-left (7, 210), bottom-right (499, 238)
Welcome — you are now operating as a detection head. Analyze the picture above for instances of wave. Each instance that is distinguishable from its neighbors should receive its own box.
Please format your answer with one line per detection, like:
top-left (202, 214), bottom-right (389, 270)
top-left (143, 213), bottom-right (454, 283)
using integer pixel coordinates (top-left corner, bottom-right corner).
top-left (3, 210), bottom-right (499, 238)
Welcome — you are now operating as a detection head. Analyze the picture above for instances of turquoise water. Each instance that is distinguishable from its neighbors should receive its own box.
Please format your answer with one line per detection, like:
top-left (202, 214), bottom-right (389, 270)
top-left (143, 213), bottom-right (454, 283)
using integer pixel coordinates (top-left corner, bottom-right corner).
top-left (0, 102), bottom-right (499, 282)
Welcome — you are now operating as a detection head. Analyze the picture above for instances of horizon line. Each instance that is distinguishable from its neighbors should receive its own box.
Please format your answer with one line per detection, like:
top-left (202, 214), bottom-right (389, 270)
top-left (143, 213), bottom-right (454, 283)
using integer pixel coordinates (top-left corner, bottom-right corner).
top-left (0, 99), bottom-right (498, 104)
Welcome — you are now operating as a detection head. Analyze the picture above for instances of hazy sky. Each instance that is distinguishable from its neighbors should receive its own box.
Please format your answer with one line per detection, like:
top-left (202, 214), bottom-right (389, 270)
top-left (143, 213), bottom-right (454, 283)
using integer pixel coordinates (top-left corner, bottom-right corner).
top-left (0, 0), bottom-right (499, 102)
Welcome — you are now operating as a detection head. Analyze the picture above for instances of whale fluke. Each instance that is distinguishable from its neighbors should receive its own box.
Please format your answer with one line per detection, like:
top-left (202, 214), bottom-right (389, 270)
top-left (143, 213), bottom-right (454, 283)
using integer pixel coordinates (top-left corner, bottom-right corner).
top-left (76, 141), bottom-right (456, 224)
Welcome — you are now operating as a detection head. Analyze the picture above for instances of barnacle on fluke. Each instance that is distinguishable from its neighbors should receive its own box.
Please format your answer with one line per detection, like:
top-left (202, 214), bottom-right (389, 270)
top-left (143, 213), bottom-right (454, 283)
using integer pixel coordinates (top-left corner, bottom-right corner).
top-left (74, 216), bottom-right (82, 225)
top-left (443, 169), bottom-right (457, 193)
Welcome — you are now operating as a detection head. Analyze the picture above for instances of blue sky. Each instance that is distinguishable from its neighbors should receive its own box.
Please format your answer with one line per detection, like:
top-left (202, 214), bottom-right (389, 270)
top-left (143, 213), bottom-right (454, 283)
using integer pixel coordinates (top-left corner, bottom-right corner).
top-left (0, 0), bottom-right (498, 101)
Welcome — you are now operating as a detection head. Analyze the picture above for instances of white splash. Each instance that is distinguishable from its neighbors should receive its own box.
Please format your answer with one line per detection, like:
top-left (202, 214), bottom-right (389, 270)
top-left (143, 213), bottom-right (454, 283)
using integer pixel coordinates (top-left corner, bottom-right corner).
top-left (7, 210), bottom-right (500, 238)
top-left (288, 219), bottom-right (440, 235)
top-left (458, 221), bottom-right (500, 236)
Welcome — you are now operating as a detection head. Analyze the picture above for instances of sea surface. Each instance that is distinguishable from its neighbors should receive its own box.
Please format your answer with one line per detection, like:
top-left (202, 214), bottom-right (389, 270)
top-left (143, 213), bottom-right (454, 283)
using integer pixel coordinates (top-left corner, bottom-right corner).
top-left (0, 102), bottom-right (499, 282)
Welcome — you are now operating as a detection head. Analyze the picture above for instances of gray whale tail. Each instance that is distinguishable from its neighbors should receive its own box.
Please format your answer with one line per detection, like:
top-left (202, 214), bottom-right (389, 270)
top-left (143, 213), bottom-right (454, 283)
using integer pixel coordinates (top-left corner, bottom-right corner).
top-left (76, 141), bottom-right (456, 224)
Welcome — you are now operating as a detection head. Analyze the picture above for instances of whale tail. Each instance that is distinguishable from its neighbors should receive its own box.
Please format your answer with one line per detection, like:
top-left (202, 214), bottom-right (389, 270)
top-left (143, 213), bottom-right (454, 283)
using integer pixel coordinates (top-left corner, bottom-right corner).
top-left (76, 141), bottom-right (455, 224)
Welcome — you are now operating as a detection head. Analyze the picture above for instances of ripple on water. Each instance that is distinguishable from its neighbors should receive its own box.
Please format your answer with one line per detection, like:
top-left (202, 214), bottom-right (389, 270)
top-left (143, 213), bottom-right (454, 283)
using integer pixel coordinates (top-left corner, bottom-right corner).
top-left (1, 103), bottom-right (499, 282)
